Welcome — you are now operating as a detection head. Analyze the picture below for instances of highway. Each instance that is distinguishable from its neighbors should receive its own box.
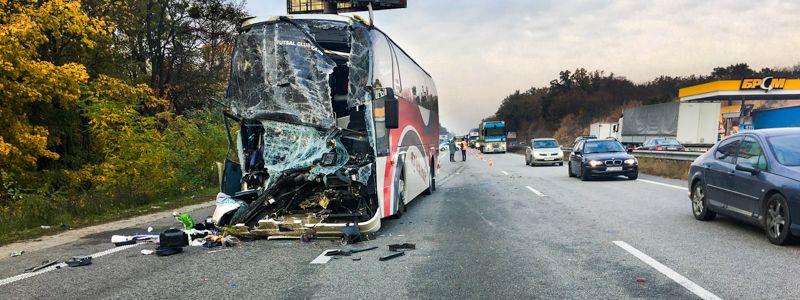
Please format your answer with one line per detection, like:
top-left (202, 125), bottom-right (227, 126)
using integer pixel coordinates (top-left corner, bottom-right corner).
top-left (2, 151), bottom-right (800, 299)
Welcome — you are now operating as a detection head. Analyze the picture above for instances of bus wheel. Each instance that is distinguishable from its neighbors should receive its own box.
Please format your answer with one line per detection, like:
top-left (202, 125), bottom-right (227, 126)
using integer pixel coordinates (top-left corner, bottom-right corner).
top-left (422, 159), bottom-right (435, 195)
top-left (391, 177), bottom-right (406, 219)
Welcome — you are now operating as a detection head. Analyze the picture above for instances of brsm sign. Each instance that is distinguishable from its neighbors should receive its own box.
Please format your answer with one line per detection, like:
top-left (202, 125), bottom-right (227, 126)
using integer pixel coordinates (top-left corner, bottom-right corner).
top-left (740, 77), bottom-right (787, 92)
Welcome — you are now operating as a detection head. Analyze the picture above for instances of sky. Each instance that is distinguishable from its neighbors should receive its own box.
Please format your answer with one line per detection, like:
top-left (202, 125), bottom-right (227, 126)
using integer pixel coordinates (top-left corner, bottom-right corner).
top-left (245, 0), bottom-right (800, 134)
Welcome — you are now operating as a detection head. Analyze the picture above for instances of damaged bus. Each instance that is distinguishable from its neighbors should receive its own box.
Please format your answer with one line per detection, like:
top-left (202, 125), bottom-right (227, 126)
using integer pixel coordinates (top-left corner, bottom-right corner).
top-left (212, 14), bottom-right (440, 238)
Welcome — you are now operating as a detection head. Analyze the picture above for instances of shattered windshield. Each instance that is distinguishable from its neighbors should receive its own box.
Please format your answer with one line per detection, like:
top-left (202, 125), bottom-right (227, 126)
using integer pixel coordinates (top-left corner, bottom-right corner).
top-left (227, 21), bottom-right (337, 127)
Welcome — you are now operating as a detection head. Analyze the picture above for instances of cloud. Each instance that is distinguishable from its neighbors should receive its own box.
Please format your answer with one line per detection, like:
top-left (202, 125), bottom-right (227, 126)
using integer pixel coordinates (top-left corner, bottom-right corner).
top-left (247, 0), bottom-right (800, 133)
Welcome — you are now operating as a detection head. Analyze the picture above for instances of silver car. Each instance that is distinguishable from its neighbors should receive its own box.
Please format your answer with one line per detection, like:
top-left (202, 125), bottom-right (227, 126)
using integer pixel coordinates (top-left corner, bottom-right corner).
top-left (525, 138), bottom-right (564, 166)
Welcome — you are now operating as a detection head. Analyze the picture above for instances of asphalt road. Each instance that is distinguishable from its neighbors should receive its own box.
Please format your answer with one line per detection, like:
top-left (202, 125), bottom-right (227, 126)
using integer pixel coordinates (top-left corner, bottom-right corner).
top-left (3, 151), bottom-right (800, 299)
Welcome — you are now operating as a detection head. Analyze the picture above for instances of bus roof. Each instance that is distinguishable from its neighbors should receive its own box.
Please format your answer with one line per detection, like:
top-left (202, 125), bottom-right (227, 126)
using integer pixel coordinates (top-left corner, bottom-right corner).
top-left (240, 14), bottom-right (432, 77)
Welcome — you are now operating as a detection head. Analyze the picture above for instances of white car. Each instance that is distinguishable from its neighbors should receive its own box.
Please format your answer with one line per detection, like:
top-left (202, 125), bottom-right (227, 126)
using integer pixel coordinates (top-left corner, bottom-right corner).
top-left (525, 138), bottom-right (564, 166)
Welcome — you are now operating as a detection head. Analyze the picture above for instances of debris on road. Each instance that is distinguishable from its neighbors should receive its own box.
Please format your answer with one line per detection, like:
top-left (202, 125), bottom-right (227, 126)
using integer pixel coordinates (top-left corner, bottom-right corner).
top-left (141, 249), bottom-right (155, 255)
top-left (9, 250), bottom-right (25, 257)
top-left (311, 249), bottom-right (339, 264)
top-left (207, 248), bottom-right (232, 254)
top-left (25, 260), bottom-right (59, 273)
top-left (65, 256), bottom-right (92, 267)
top-left (379, 251), bottom-right (405, 261)
top-left (352, 257), bottom-right (361, 261)
top-left (40, 225), bottom-right (51, 229)
top-left (636, 277), bottom-right (646, 283)
top-left (154, 247), bottom-right (183, 256)
top-left (173, 211), bottom-right (195, 230)
top-left (388, 243), bottom-right (416, 251)
top-left (341, 224), bottom-right (362, 244)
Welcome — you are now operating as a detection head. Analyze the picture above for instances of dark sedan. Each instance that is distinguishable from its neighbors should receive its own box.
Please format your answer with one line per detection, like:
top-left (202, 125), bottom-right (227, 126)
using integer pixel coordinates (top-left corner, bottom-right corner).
top-left (568, 139), bottom-right (638, 181)
top-left (689, 128), bottom-right (800, 245)
top-left (639, 138), bottom-right (686, 151)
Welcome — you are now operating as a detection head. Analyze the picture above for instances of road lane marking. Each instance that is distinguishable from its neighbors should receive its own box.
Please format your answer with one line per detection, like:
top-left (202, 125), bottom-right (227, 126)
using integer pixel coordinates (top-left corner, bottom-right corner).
top-left (501, 171), bottom-right (509, 176)
top-left (613, 241), bottom-right (722, 300)
top-left (0, 243), bottom-right (141, 287)
top-left (638, 179), bottom-right (688, 191)
top-left (525, 186), bottom-right (546, 197)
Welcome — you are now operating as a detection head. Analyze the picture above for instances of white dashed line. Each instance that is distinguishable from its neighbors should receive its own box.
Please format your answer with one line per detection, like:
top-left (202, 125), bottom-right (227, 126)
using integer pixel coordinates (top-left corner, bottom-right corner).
top-left (525, 186), bottom-right (546, 197)
top-left (638, 179), bottom-right (688, 191)
top-left (501, 171), bottom-right (509, 176)
top-left (0, 243), bottom-right (141, 287)
top-left (613, 241), bottom-right (722, 300)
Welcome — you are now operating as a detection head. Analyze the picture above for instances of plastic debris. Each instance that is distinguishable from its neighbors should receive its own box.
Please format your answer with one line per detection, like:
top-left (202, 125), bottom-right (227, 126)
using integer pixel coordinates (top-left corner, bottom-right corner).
top-left (173, 212), bottom-right (195, 230)
top-left (40, 225), bottom-right (51, 229)
top-left (147, 227), bottom-right (153, 232)
top-left (141, 249), bottom-right (154, 255)
top-left (66, 256), bottom-right (92, 267)
top-left (388, 243), bottom-right (416, 252)
top-left (25, 260), bottom-right (59, 273)
top-left (10, 250), bottom-right (25, 257)
top-left (341, 224), bottom-right (362, 244)
top-left (111, 234), bottom-right (158, 246)
top-left (636, 277), bottom-right (646, 283)
top-left (379, 251), bottom-right (405, 261)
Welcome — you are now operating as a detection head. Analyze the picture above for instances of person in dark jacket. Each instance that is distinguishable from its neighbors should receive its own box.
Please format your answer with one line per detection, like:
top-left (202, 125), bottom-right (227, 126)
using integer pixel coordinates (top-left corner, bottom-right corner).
top-left (448, 137), bottom-right (458, 162)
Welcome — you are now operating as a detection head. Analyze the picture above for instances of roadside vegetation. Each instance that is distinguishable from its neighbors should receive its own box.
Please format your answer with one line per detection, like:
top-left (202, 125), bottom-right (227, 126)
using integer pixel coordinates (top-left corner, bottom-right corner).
top-left (0, 0), bottom-right (246, 243)
top-left (635, 157), bottom-right (692, 181)
top-left (490, 64), bottom-right (800, 145)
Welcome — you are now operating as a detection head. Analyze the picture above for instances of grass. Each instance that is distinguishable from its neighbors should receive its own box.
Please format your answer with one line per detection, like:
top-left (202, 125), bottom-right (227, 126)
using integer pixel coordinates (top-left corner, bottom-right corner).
top-left (636, 157), bottom-right (692, 180)
top-left (0, 187), bottom-right (217, 247)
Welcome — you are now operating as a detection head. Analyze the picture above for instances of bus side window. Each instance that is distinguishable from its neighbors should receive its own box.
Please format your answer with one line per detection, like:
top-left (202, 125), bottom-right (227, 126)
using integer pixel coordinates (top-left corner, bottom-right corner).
top-left (370, 31), bottom-right (394, 157)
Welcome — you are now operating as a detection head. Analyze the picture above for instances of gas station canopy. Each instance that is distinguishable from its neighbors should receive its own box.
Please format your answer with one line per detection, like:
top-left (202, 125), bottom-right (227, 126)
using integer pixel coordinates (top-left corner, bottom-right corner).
top-left (679, 77), bottom-right (800, 102)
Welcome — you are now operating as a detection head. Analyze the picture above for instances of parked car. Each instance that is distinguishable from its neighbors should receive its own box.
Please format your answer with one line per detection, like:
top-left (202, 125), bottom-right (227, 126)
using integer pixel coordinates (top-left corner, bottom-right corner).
top-left (525, 138), bottom-right (564, 166)
top-left (639, 138), bottom-right (686, 151)
top-left (568, 139), bottom-right (638, 181)
top-left (688, 128), bottom-right (800, 245)
top-left (439, 141), bottom-right (449, 151)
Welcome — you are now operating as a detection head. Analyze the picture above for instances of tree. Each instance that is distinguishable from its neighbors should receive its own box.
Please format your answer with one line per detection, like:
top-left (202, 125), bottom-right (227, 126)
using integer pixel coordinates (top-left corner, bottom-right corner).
top-left (0, 0), bottom-right (107, 173)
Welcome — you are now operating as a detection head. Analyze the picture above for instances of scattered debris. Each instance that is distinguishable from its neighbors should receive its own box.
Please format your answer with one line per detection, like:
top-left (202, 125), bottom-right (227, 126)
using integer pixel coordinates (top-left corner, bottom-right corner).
top-left (159, 229), bottom-right (189, 248)
top-left (208, 248), bottom-right (232, 254)
top-left (111, 234), bottom-right (158, 247)
top-left (341, 224), bottom-right (362, 244)
top-left (636, 277), bottom-right (646, 283)
top-left (388, 243), bottom-right (416, 252)
top-left (10, 250), bottom-right (25, 257)
top-left (311, 249), bottom-right (339, 264)
top-left (173, 211), bottom-right (195, 230)
top-left (141, 249), bottom-right (155, 255)
top-left (155, 247), bottom-right (183, 256)
top-left (66, 256), bottom-right (92, 267)
top-left (40, 225), bottom-right (51, 229)
top-left (379, 251), bottom-right (405, 261)
top-left (351, 257), bottom-right (361, 261)
top-left (59, 224), bottom-right (69, 229)
top-left (25, 260), bottom-right (59, 273)
top-left (147, 227), bottom-right (153, 232)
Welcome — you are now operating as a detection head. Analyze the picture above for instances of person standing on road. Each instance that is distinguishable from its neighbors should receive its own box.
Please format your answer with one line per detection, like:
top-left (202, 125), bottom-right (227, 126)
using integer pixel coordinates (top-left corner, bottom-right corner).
top-left (448, 137), bottom-right (458, 162)
top-left (460, 138), bottom-right (468, 161)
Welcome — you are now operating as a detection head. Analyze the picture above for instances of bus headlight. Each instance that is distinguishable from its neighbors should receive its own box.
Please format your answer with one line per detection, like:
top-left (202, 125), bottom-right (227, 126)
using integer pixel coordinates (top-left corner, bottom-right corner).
top-left (624, 158), bottom-right (637, 165)
top-left (588, 160), bottom-right (603, 167)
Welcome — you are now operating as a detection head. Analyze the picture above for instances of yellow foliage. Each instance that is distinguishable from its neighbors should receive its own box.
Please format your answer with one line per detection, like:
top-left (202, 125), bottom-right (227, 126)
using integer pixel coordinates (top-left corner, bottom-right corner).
top-left (0, 0), bottom-right (107, 171)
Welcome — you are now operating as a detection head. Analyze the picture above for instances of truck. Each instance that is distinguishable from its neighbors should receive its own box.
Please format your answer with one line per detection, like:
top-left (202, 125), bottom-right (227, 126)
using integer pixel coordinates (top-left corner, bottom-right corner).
top-left (477, 121), bottom-right (507, 153)
top-left (619, 102), bottom-right (720, 148)
top-left (468, 128), bottom-right (479, 148)
top-left (589, 122), bottom-right (619, 139)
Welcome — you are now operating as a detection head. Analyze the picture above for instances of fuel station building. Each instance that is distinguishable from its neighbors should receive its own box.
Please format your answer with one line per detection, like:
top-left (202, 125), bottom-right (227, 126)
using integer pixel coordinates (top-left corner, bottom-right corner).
top-left (679, 77), bottom-right (800, 139)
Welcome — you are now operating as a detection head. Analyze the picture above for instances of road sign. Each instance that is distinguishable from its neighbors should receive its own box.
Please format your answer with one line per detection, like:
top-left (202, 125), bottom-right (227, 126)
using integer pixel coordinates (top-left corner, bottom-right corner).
top-left (287, 0), bottom-right (407, 14)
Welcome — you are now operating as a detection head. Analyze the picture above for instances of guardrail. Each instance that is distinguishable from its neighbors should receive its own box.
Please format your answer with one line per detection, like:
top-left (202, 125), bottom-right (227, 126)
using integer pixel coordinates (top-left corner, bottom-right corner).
top-left (631, 150), bottom-right (703, 161)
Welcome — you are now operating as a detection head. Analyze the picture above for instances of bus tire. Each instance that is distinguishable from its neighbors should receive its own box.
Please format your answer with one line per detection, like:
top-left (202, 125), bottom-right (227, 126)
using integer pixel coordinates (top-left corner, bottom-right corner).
top-left (390, 173), bottom-right (406, 219)
top-left (422, 157), bottom-right (435, 195)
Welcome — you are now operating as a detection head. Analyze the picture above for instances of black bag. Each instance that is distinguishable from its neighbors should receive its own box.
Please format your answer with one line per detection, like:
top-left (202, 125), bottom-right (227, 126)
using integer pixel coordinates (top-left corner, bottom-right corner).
top-left (159, 229), bottom-right (188, 248)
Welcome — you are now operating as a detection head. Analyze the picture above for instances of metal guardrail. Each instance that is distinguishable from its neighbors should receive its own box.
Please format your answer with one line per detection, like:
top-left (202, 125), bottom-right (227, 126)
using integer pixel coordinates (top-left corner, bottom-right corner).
top-left (632, 150), bottom-right (703, 161)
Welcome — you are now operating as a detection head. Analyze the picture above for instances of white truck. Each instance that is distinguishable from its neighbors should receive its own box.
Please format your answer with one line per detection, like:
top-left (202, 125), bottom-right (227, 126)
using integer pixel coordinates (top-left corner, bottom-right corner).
top-left (589, 122), bottom-right (620, 139)
top-left (619, 102), bottom-right (720, 148)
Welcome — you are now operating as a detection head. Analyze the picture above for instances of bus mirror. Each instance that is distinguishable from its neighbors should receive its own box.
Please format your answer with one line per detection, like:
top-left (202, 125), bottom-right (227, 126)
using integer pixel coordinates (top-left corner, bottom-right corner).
top-left (385, 98), bottom-right (399, 129)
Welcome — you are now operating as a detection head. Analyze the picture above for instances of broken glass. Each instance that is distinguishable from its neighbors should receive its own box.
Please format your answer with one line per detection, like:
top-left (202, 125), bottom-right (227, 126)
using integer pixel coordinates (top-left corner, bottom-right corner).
top-left (228, 21), bottom-right (336, 127)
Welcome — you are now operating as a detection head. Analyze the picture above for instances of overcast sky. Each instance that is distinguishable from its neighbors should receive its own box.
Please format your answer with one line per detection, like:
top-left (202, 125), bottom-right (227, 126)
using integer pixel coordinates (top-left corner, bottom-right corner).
top-left (246, 0), bottom-right (800, 134)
